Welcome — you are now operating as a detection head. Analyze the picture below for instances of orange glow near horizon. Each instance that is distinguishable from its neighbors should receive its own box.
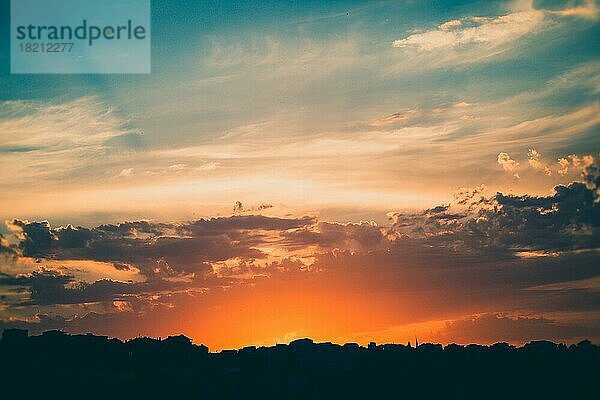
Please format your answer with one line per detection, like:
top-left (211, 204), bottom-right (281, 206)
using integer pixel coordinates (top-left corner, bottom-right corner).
top-left (110, 271), bottom-right (468, 351)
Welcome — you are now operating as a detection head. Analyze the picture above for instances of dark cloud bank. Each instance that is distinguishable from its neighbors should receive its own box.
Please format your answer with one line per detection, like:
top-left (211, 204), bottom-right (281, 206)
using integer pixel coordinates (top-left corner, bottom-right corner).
top-left (1, 166), bottom-right (599, 343)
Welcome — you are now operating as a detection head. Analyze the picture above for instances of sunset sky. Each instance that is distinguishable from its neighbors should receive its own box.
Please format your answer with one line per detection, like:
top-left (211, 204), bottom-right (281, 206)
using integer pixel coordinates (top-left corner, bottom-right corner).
top-left (1, 0), bottom-right (599, 350)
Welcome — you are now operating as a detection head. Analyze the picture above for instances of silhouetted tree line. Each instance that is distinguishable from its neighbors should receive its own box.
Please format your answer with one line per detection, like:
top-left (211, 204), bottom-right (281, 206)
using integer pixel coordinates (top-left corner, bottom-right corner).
top-left (1, 329), bottom-right (597, 399)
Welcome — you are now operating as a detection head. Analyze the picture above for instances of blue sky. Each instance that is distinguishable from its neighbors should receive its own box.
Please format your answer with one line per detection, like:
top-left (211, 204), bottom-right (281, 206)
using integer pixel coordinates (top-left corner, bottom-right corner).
top-left (0, 0), bottom-right (599, 224)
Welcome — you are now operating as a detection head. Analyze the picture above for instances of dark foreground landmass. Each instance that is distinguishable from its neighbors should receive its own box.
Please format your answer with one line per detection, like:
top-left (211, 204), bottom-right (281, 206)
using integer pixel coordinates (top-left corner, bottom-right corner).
top-left (0, 329), bottom-right (598, 399)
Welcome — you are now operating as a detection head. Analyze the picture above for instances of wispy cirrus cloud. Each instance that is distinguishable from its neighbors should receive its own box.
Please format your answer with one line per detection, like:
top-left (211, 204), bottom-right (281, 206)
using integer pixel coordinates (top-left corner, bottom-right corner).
top-left (389, 0), bottom-right (599, 69)
top-left (0, 97), bottom-right (139, 186)
top-left (0, 97), bottom-right (134, 153)
top-left (392, 10), bottom-right (543, 52)
top-left (203, 34), bottom-right (364, 81)
top-left (547, 0), bottom-right (599, 20)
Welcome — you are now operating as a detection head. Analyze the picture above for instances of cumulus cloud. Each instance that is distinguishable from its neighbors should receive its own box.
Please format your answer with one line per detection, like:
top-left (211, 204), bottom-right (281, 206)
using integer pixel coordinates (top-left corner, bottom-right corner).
top-left (497, 150), bottom-right (595, 179)
top-left (0, 234), bottom-right (14, 255)
top-left (497, 152), bottom-right (520, 177)
top-left (390, 169), bottom-right (600, 253)
top-left (557, 157), bottom-right (570, 176)
top-left (527, 148), bottom-right (552, 176)
top-left (570, 154), bottom-right (595, 169)
top-left (280, 221), bottom-right (383, 252)
top-left (0, 269), bottom-right (141, 306)
top-left (9, 220), bottom-right (56, 257)
top-left (232, 201), bottom-right (274, 214)
top-left (4, 215), bottom-right (316, 282)
top-left (453, 185), bottom-right (487, 208)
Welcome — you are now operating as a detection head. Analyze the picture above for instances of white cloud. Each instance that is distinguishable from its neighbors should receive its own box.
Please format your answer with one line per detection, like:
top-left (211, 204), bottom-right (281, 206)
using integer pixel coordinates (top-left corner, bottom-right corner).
top-left (569, 154), bottom-right (595, 168)
top-left (454, 101), bottom-right (471, 108)
top-left (0, 97), bottom-right (130, 152)
top-left (438, 19), bottom-right (462, 30)
top-left (549, 0), bottom-right (599, 20)
top-left (497, 149), bottom-right (595, 180)
top-left (168, 163), bottom-right (187, 171)
top-left (194, 162), bottom-right (220, 172)
top-left (547, 61), bottom-right (600, 94)
top-left (557, 158), bottom-right (570, 176)
top-left (0, 97), bottom-right (134, 185)
top-left (204, 35), bottom-right (362, 80)
top-left (392, 10), bottom-right (544, 52)
top-left (118, 168), bottom-right (134, 178)
top-left (528, 148), bottom-right (552, 176)
top-left (498, 152), bottom-right (520, 178)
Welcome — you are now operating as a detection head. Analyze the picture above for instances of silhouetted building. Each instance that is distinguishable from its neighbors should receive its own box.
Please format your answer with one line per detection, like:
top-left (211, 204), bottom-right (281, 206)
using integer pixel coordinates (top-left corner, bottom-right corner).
top-left (0, 331), bottom-right (597, 399)
top-left (1, 328), bottom-right (28, 343)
